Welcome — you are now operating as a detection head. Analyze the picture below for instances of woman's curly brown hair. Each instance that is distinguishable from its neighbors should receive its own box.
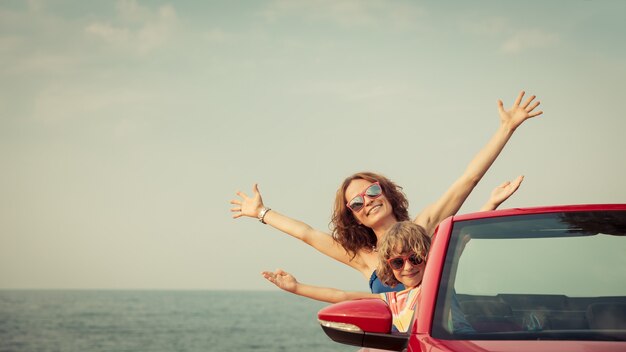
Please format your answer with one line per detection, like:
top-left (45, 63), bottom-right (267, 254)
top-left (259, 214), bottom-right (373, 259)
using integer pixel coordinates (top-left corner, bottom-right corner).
top-left (376, 221), bottom-right (431, 288)
top-left (330, 172), bottom-right (410, 259)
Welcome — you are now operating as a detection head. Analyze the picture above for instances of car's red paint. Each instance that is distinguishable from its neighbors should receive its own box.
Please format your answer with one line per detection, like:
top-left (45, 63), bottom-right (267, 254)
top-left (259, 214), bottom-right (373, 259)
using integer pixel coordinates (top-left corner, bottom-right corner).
top-left (318, 298), bottom-right (391, 334)
top-left (408, 336), bottom-right (626, 352)
top-left (452, 203), bottom-right (626, 221)
top-left (318, 204), bottom-right (626, 351)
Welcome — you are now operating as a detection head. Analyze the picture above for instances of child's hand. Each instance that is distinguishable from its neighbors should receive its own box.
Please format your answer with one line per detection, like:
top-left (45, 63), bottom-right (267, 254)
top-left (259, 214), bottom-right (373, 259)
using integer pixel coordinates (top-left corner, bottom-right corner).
top-left (261, 269), bottom-right (298, 293)
top-left (489, 175), bottom-right (524, 207)
top-left (497, 91), bottom-right (543, 131)
top-left (231, 183), bottom-right (265, 219)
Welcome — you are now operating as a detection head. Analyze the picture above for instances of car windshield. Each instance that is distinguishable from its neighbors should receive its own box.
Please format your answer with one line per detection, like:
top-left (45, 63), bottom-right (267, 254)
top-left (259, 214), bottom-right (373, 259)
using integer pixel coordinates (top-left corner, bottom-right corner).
top-left (432, 210), bottom-right (626, 341)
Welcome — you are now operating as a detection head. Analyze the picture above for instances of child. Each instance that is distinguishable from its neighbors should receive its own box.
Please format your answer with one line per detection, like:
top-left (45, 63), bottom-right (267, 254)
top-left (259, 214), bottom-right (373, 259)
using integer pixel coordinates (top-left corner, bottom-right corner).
top-left (262, 221), bottom-right (430, 333)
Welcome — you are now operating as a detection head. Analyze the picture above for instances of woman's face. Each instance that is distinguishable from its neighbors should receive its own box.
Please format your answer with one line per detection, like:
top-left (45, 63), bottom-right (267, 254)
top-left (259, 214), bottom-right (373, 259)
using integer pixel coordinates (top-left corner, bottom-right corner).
top-left (345, 179), bottom-right (393, 228)
top-left (388, 249), bottom-right (426, 289)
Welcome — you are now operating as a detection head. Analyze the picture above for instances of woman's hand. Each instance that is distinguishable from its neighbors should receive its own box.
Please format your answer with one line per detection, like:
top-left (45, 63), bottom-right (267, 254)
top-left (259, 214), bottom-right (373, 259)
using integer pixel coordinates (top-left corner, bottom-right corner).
top-left (416, 91), bottom-right (543, 234)
top-left (498, 90), bottom-right (543, 131)
top-left (230, 183), bottom-right (264, 219)
top-left (262, 269), bottom-right (298, 293)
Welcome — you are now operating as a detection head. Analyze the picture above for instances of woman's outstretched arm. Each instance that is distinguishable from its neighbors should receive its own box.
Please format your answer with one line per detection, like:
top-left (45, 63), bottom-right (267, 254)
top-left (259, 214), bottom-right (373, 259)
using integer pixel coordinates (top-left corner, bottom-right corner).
top-left (262, 269), bottom-right (378, 303)
top-left (231, 184), bottom-right (368, 271)
top-left (415, 91), bottom-right (542, 234)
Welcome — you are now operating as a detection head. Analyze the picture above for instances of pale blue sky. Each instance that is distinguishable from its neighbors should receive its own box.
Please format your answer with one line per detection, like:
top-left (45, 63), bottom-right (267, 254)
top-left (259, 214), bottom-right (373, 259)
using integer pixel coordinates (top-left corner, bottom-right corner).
top-left (1, 0), bottom-right (625, 290)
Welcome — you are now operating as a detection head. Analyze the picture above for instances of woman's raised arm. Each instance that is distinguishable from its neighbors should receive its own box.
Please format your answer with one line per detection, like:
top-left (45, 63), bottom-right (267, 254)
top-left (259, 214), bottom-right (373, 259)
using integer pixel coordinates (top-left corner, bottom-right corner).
top-left (230, 183), bottom-right (368, 271)
top-left (415, 91), bottom-right (542, 234)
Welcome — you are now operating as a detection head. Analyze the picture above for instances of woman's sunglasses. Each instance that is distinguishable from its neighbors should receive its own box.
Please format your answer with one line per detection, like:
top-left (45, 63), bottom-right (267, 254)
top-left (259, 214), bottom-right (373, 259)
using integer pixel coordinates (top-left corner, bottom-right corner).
top-left (387, 252), bottom-right (424, 270)
top-left (346, 182), bottom-right (383, 212)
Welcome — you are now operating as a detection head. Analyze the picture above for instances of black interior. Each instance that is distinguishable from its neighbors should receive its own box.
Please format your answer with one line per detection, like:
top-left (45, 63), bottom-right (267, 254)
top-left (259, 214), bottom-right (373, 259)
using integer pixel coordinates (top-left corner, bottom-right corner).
top-left (455, 293), bottom-right (626, 337)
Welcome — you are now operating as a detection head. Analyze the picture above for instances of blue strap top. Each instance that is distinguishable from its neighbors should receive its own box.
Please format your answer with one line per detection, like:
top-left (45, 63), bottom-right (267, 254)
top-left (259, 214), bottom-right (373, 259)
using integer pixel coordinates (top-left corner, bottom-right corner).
top-left (369, 270), bottom-right (405, 293)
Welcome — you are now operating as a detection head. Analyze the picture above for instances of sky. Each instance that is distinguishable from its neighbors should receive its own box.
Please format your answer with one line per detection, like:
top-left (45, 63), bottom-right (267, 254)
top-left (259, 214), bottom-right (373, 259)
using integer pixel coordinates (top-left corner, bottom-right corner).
top-left (1, 0), bottom-right (625, 291)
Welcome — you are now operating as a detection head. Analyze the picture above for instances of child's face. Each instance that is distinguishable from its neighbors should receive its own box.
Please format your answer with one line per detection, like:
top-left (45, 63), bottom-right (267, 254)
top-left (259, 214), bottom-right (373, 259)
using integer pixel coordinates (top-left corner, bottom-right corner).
top-left (387, 248), bottom-right (426, 289)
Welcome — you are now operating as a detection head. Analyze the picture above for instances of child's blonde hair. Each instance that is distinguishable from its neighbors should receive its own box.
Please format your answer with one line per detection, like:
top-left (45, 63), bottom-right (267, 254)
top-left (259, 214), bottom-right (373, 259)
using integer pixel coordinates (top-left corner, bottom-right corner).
top-left (376, 221), bottom-right (431, 287)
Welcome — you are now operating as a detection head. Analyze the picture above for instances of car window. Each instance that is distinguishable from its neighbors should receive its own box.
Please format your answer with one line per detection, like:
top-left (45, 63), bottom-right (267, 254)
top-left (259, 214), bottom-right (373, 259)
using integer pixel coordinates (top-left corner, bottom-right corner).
top-left (455, 235), bottom-right (626, 297)
top-left (432, 210), bottom-right (626, 341)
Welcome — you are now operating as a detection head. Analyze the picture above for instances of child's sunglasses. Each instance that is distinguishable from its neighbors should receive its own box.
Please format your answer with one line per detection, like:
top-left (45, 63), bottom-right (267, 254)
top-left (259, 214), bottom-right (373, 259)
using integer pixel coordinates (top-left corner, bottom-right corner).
top-left (387, 252), bottom-right (424, 270)
top-left (346, 182), bottom-right (383, 212)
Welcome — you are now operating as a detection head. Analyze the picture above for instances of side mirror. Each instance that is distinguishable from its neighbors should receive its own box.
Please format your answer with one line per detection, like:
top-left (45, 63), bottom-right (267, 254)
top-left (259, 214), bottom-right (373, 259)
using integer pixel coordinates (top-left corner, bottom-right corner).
top-left (318, 299), bottom-right (408, 351)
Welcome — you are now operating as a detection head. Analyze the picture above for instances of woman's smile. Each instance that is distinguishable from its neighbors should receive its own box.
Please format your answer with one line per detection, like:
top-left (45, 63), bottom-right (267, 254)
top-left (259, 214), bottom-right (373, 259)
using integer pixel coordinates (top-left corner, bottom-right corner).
top-left (366, 203), bottom-right (383, 216)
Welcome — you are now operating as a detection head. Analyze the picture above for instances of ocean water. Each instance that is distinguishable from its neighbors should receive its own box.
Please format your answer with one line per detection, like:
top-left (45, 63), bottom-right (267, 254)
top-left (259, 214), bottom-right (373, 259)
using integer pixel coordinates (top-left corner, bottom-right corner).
top-left (0, 290), bottom-right (356, 352)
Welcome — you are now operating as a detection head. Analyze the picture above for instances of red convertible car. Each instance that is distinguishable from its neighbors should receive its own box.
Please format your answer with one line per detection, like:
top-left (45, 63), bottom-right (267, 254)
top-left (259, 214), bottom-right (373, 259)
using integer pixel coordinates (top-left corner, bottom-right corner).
top-left (318, 204), bottom-right (626, 351)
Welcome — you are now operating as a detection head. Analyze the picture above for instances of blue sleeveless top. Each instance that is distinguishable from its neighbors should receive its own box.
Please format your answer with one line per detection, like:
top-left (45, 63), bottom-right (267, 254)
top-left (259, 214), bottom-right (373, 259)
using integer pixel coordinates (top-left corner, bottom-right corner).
top-left (369, 271), bottom-right (405, 293)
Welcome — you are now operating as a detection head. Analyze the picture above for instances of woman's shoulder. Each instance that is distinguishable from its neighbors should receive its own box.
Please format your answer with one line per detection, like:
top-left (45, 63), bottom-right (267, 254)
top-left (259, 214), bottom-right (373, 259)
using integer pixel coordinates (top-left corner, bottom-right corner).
top-left (353, 247), bottom-right (378, 270)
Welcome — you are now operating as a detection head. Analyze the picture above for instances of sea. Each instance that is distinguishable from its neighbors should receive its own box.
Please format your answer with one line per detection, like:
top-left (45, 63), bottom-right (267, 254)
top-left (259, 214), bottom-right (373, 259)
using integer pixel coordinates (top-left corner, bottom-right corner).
top-left (0, 290), bottom-right (358, 352)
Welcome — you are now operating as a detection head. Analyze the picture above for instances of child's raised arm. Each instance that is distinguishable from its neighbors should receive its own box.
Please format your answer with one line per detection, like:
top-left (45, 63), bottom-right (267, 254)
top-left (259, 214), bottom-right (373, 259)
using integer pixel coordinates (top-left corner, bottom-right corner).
top-left (480, 175), bottom-right (524, 211)
top-left (261, 269), bottom-right (378, 303)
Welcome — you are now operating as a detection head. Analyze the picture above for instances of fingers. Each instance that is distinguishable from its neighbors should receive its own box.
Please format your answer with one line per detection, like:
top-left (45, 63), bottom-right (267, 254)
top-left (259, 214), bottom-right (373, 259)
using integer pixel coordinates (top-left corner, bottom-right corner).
top-left (261, 271), bottom-right (277, 285)
top-left (229, 198), bottom-right (241, 209)
top-left (513, 90), bottom-right (525, 107)
top-left (230, 185), bottom-right (253, 219)
top-left (230, 206), bottom-right (242, 215)
top-left (523, 96), bottom-right (543, 119)
top-left (521, 94), bottom-right (536, 109)
top-left (506, 90), bottom-right (544, 120)
top-left (253, 183), bottom-right (260, 195)
top-left (229, 200), bottom-right (242, 213)
top-left (265, 269), bottom-right (287, 282)
top-left (262, 269), bottom-right (285, 276)
top-left (230, 200), bottom-right (242, 218)
top-left (526, 100), bottom-right (540, 112)
top-left (497, 99), bottom-right (506, 116)
top-left (510, 175), bottom-right (524, 190)
top-left (519, 92), bottom-right (543, 117)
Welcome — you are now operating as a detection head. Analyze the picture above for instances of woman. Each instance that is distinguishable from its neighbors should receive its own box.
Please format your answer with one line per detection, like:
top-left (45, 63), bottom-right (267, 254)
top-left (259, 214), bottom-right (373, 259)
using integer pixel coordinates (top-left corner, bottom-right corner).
top-left (231, 90), bottom-right (542, 293)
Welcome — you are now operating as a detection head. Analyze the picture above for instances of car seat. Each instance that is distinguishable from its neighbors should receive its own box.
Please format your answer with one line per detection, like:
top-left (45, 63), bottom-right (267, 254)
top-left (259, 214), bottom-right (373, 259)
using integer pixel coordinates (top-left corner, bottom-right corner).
top-left (459, 300), bottom-right (522, 333)
top-left (586, 302), bottom-right (626, 330)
